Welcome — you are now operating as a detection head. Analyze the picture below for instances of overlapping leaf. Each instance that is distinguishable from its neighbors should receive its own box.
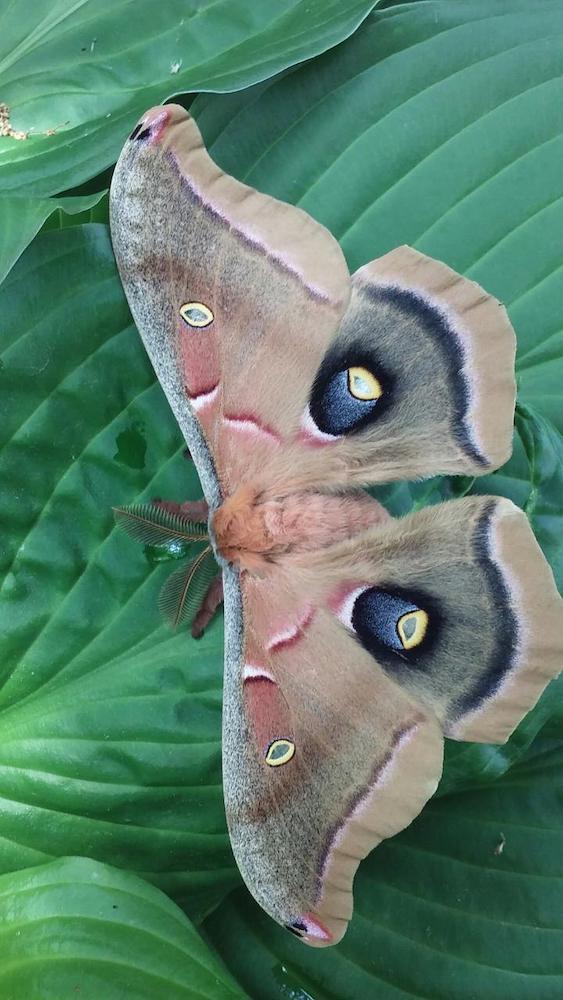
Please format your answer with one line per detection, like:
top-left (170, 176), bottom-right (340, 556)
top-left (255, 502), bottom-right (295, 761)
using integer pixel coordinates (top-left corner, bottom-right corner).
top-left (0, 191), bottom-right (106, 286)
top-left (0, 857), bottom-right (245, 999)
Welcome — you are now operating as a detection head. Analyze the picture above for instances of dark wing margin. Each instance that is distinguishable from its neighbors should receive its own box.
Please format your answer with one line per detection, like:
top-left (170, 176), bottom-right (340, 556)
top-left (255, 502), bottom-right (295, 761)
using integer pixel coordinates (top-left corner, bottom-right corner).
top-left (448, 497), bottom-right (563, 742)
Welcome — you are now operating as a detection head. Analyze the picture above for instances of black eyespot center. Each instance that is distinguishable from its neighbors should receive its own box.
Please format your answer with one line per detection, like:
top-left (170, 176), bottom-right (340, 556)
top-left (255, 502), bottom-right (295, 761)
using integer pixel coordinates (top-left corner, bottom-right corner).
top-left (129, 123), bottom-right (143, 140)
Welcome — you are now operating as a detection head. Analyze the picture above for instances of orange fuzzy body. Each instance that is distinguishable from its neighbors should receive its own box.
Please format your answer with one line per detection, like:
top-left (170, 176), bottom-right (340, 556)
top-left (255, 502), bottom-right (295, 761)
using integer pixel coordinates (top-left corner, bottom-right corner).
top-left (213, 485), bottom-right (388, 571)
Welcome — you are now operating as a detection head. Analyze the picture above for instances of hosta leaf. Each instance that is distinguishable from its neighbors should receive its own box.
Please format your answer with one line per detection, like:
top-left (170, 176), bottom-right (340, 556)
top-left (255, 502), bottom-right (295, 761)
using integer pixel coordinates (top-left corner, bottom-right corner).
top-left (0, 0), bottom-right (380, 201)
top-left (0, 857), bottom-right (245, 1000)
top-left (1, 0), bottom-right (563, 972)
top-left (518, 407), bottom-right (563, 582)
top-left (0, 191), bottom-right (106, 286)
top-left (204, 730), bottom-right (563, 1000)
top-left (0, 225), bottom-right (236, 919)
top-left (471, 404), bottom-right (563, 587)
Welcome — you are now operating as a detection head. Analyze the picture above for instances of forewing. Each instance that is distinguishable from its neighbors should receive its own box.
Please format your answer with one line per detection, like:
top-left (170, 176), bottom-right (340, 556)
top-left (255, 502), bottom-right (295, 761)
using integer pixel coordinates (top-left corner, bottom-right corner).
top-left (109, 104), bottom-right (350, 502)
top-left (112, 111), bottom-right (517, 499)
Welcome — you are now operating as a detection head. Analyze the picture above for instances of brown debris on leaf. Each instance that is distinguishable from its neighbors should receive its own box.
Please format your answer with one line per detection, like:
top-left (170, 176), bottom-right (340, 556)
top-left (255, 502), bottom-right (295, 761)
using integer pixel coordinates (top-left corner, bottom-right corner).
top-left (0, 102), bottom-right (69, 139)
top-left (0, 102), bottom-right (28, 140)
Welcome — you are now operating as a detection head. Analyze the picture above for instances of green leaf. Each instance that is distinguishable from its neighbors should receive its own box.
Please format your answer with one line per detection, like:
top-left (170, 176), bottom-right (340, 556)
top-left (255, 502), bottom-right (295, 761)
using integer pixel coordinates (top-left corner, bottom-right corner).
top-left (0, 191), bottom-right (105, 285)
top-left (0, 225), bottom-right (236, 919)
top-left (0, 857), bottom-right (246, 999)
top-left (518, 407), bottom-right (563, 583)
top-left (0, 0), bottom-right (380, 201)
top-left (204, 732), bottom-right (563, 1000)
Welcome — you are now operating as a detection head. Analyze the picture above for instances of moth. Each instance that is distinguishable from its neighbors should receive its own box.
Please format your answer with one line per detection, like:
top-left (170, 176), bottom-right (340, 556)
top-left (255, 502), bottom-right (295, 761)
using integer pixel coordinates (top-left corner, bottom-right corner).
top-left (109, 104), bottom-right (563, 947)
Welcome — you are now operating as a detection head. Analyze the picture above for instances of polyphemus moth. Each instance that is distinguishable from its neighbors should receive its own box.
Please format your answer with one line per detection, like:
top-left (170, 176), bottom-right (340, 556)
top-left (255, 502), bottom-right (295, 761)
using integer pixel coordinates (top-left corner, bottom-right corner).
top-left (109, 104), bottom-right (563, 948)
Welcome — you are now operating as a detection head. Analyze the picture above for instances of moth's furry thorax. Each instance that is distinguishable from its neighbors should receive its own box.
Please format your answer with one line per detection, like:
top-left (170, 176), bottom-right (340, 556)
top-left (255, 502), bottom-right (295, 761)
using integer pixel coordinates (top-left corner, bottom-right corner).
top-left (212, 485), bottom-right (388, 572)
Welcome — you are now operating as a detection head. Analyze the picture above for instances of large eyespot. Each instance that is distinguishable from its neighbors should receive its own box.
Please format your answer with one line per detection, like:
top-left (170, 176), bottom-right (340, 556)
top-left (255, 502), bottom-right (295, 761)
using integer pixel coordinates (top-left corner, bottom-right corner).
top-left (265, 738), bottom-right (295, 766)
top-left (180, 302), bottom-right (214, 328)
top-left (352, 588), bottom-right (431, 654)
top-left (332, 584), bottom-right (436, 667)
top-left (307, 356), bottom-right (391, 438)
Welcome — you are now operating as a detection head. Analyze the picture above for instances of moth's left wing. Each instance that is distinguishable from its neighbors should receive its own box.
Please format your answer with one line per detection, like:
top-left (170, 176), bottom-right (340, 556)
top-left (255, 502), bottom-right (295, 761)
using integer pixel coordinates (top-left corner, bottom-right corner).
top-left (225, 496), bottom-right (563, 947)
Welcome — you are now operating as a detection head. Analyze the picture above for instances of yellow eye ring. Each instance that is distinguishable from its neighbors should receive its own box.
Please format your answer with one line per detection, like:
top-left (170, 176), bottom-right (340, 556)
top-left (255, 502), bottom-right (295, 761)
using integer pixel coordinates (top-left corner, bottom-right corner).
top-left (397, 609), bottom-right (428, 650)
top-left (347, 366), bottom-right (383, 401)
top-left (265, 739), bottom-right (295, 767)
top-left (180, 302), bottom-right (214, 328)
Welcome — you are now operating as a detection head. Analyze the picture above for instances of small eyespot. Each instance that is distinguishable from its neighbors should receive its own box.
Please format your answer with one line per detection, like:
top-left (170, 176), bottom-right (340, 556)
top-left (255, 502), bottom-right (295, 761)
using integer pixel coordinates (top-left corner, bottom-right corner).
top-left (347, 366), bottom-right (382, 402)
top-left (180, 302), bottom-right (214, 328)
top-left (129, 123), bottom-right (143, 140)
top-left (265, 739), bottom-right (295, 766)
top-left (397, 609), bottom-right (428, 649)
